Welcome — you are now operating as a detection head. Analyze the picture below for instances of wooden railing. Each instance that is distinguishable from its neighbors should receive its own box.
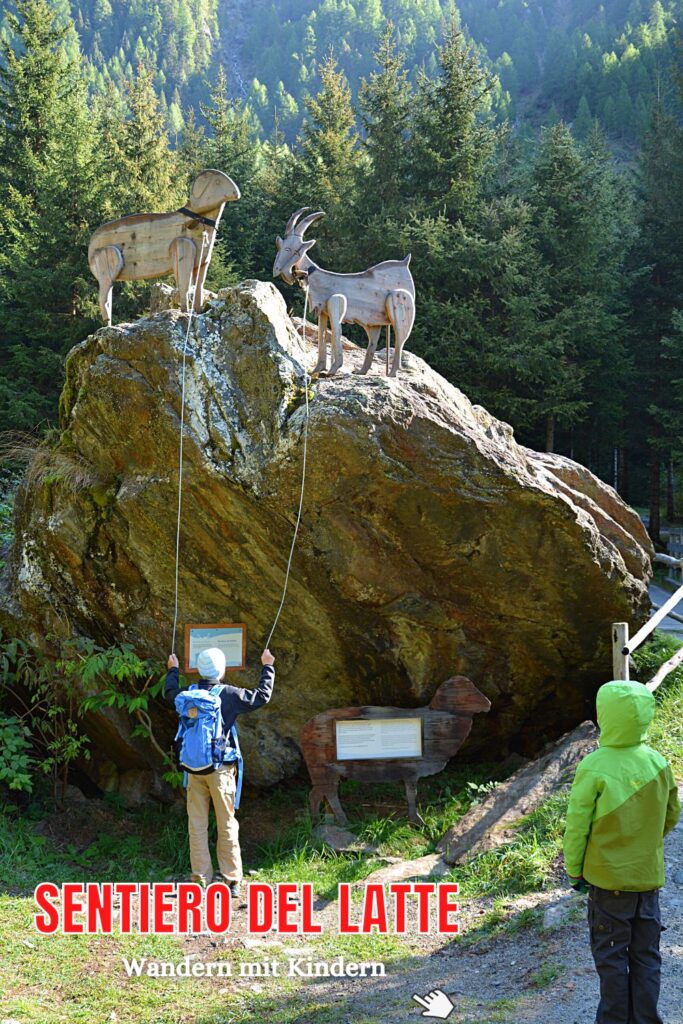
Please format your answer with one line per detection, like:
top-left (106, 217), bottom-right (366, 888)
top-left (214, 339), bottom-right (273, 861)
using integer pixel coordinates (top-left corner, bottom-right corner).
top-left (612, 553), bottom-right (683, 692)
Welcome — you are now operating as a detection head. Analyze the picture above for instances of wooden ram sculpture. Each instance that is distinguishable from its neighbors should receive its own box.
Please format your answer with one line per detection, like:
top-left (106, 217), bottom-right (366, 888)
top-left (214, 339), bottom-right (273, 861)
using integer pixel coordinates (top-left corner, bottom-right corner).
top-left (300, 676), bottom-right (490, 826)
top-left (273, 208), bottom-right (416, 377)
top-left (88, 169), bottom-right (240, 324)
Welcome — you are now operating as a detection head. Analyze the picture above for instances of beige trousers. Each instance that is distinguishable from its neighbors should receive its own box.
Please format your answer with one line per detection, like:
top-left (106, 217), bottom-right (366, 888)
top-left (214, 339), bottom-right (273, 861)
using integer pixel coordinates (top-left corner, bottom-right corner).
top-left (186, 763), bottom-right (242, 884)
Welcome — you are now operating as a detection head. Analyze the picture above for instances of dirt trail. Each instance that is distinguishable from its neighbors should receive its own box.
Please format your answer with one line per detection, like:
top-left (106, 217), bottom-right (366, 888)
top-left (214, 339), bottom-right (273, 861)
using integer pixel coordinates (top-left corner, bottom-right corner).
top-left (316, 793), bottom-right (683, 1024)
top-left (184, 789), bottom-right (682, 1023)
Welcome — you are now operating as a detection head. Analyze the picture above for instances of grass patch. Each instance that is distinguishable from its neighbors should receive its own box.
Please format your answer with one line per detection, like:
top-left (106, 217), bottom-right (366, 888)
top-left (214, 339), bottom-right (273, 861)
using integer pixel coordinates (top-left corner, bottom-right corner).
top-left (457, 900), bottom-right (542, 945)
top-left (529, 960), bottom-right (564, 988)
top-left (451, 794), bottom-right (568, 900)
top-left (633, 630), bottom-right (683, 777)
top-left (246, 764), bottom-right (502, 898)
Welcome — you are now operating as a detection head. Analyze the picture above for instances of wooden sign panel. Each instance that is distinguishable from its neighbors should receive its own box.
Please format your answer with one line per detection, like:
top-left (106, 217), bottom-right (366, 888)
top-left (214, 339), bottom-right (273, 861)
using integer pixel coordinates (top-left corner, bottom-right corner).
top-left (184, 623), bottom-right (247, 673)
top-left (300, 676), bottom-right (492, 826)
top-left (335, 718), bottom-right (422, 760)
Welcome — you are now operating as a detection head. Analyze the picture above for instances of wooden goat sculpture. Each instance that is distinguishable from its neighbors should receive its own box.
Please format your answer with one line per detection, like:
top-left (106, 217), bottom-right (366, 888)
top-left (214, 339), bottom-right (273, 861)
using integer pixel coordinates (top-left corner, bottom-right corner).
top-left (300, 676), bottom-right (490, 826)
top-left (273, 208), bottom-right (416, 377)
top-left (88, 169), bottom-right (240, 324)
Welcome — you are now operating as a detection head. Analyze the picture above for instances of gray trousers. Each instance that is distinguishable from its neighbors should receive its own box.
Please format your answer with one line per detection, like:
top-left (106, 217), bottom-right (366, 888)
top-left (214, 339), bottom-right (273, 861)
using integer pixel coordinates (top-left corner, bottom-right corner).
top-left (588, 885), bottom-right (664, 1024)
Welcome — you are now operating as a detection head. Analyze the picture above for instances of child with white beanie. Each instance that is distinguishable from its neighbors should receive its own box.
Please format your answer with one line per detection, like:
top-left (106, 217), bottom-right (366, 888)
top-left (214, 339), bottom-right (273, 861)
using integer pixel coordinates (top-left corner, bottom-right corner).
top-left (165, 646), bottom-right (275, 896)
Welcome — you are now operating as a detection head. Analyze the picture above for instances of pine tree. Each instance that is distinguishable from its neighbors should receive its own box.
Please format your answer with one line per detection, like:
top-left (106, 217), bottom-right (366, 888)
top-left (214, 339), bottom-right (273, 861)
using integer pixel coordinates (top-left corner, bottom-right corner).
top-left (0, 0), bottom-right (100, 431)
top-left (409, 22), bottom-right (495, 222)
top-left (293, 51), bottom-right (361, 267)
top-left (614, 82), bottom-right (634, 138)
top-left (298, 52), bottom-right (359, 214)
top-left (358, 23), bottom-right (411, 222)
top-left (574, 94), bottom-right (593, 138)
top-left (201, 66), bottom-right (262, 277)
top-left (628, 105), bottom-right (683, 541)
top-left (177, 106), bottom-right (208, 187)
top-left (118, 61), bottom-right (181, 212)
top-left (525, 122), bottom-right (631, 453)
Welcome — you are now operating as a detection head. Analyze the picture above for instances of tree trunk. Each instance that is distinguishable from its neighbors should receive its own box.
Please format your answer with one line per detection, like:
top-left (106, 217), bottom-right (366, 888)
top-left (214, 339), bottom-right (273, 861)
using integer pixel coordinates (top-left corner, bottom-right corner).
top-left (620, 446), bottom-right (629, 501)
top-left (667, 454), bottom-right (675, 521)
top-left (649, 452), bottom-right (661, 545)
top-left (545, 414), bottom-right (555, 454)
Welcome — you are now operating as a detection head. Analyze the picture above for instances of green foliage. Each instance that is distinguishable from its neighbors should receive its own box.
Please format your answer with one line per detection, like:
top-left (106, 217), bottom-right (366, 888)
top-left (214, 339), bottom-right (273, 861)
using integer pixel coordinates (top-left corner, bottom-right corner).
top-left (77, 640), bottom-right (179, 784)
top-left (357, 23), bottom-right (411, 231)
top-left (529, 961), bottom-right (565, 988)
top-left (0, 631), bottom-right (91, 805)
top-left (632, 630), bottom-right (683, 775)
top-left (0, 0), bottom-right (101, 429)
top-left (299, 52), bottom-right (360, 210)
top-left (0, 713), bottom-right (34, 792)
top-left (627, 101), bottom-right (683, 536)
top-left (0, 630), bottom-right (175, 804)
top-left (0, 0), bottom-right (678, 150)
top-left (0, 468), bottom-right (18, 569)
top-left (410, 22), bottom-right (496, 221)
top-left (452, 793), bottom-right (570, 898)
top-left (232, 0), bottom-right (682, 144)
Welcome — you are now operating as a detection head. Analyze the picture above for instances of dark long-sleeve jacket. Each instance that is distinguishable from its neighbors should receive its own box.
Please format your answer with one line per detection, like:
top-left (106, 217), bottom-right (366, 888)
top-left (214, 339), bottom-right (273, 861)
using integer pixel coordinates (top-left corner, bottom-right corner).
top-left (165, 664), bottom-right (275, 757)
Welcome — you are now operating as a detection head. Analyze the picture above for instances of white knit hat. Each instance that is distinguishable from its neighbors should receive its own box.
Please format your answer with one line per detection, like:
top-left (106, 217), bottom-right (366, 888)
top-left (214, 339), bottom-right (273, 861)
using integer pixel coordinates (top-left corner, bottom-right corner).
top-left (196, 647), bottom-right (226, 679)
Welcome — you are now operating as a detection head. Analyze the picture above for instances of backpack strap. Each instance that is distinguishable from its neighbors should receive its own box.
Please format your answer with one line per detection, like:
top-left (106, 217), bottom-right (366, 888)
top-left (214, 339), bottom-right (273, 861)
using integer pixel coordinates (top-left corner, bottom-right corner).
top-left (230, 722), bottom-right (243, 810)
top-left (201, 685), bottom-right (243, 804)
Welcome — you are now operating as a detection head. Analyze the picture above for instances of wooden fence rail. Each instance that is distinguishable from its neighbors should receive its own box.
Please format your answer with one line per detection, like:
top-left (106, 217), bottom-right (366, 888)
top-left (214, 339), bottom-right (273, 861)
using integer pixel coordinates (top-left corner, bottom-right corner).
top-left (612, 552), bottom-right (683, 693)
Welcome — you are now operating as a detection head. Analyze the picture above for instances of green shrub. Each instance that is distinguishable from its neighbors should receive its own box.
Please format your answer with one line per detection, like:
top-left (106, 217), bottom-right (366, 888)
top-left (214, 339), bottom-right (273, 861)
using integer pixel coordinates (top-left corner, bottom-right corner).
top-left (632, 630), bottom-right (683, 776)
top-left (0, 712), bottom-right (34, 793)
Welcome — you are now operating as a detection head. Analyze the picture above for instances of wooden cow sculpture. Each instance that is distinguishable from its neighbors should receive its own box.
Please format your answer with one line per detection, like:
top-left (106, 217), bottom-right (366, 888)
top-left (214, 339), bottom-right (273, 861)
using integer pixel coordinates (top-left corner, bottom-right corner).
top-left (273, 208), bottom-right (416, 377)
top-left (300, 676), bottom-right (490, 826)
top-left (88, 169), bottom-right (240, 324)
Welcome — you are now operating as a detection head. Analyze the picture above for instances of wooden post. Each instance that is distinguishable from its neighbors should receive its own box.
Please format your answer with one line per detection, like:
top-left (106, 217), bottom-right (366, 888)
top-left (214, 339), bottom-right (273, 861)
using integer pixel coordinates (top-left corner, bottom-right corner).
top-left (612, 622), bottom-right (630, 680)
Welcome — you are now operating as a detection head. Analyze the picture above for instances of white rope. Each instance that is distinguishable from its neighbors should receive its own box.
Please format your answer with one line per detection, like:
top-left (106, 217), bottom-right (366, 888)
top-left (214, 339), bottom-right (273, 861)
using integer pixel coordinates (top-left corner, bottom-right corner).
top-left (264, 284), bottom-right (311, 649)
top-left (171, 232), bottom-right (209, 653)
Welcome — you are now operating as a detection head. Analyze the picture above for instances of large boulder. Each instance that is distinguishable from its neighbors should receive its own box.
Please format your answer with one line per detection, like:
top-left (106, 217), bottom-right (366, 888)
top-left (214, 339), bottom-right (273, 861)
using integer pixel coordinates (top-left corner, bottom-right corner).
top-left (3, 281), bottom-right (652, 792)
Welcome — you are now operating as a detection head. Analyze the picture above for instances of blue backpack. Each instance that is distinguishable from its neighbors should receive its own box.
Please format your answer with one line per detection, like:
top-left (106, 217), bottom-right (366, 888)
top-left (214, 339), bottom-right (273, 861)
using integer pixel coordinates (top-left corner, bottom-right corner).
top-left (174, 683), bottom-right (243, 807)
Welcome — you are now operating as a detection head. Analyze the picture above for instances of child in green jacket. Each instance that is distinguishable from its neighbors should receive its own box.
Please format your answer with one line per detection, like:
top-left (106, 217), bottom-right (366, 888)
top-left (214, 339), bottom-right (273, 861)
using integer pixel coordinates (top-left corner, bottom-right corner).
top-left (564, 680), bottom-right (680, 1024)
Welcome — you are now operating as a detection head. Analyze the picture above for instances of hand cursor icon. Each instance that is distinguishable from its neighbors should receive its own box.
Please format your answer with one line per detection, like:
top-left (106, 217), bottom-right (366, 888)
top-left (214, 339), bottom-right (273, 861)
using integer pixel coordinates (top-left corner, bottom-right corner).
top-left (412, 989), bottom-right (455, 1019)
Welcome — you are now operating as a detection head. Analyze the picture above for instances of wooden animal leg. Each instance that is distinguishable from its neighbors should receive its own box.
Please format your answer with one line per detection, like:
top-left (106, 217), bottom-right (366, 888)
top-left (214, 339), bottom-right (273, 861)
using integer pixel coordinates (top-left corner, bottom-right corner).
top-left (386, 289), bottom-right (416, 377)
top-left (325, 784), bottom-right (349, 826)
top-left (193, 258), bottom-right (210, 312)
top-left (325, 293), bottom-right (348, 377)
top-left (405, 780), bottom-right (425, 826)
top-left (169, 236), bottom-right (198, 312)
top-left (90, 245), bottom-right (124, 325)
top-left (309, 785), bottom-right (327, 821)
top-left (313, 312), bottom-right (329, 374)
top-left (353, 325), bottom-right (381, 375)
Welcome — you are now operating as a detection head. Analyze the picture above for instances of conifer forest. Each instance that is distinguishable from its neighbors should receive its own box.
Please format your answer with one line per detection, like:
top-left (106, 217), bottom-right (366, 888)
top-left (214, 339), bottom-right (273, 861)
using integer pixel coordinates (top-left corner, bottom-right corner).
top-left (1, 0), bottom-right (682, 538)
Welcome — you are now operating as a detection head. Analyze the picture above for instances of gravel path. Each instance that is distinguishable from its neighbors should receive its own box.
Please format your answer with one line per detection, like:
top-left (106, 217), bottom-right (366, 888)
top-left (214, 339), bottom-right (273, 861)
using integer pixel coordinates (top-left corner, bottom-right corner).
top-left (321, 791), bottom-right (683, 1024)
top-left (192, 789), bottom-right (682, 1023)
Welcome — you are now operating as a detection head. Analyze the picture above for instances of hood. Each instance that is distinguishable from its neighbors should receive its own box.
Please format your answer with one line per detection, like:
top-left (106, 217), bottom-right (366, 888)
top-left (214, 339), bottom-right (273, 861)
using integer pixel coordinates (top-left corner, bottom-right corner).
top-left (596, 681), bottom-right (655, 747)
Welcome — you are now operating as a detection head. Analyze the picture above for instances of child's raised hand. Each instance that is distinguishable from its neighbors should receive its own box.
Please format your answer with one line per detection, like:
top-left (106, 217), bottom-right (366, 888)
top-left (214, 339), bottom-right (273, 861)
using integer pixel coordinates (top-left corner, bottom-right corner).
top-left (261, 649), bottom-right (275, 666)
top-left (167, 653), bottom-right (179, 669)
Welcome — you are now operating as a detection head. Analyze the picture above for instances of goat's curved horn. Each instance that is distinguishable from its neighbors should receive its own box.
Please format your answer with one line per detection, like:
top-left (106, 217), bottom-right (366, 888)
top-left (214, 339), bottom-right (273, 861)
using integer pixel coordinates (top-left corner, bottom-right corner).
top-left (296, 210), bottom-right (325, 237)
top-left (285, 207), bottom-right (310, 235)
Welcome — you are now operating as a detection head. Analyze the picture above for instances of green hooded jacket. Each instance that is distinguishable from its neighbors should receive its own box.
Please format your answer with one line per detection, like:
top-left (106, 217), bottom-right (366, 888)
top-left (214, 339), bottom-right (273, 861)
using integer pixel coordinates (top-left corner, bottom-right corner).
top-left (563, 681), bottom-right (680, 891)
